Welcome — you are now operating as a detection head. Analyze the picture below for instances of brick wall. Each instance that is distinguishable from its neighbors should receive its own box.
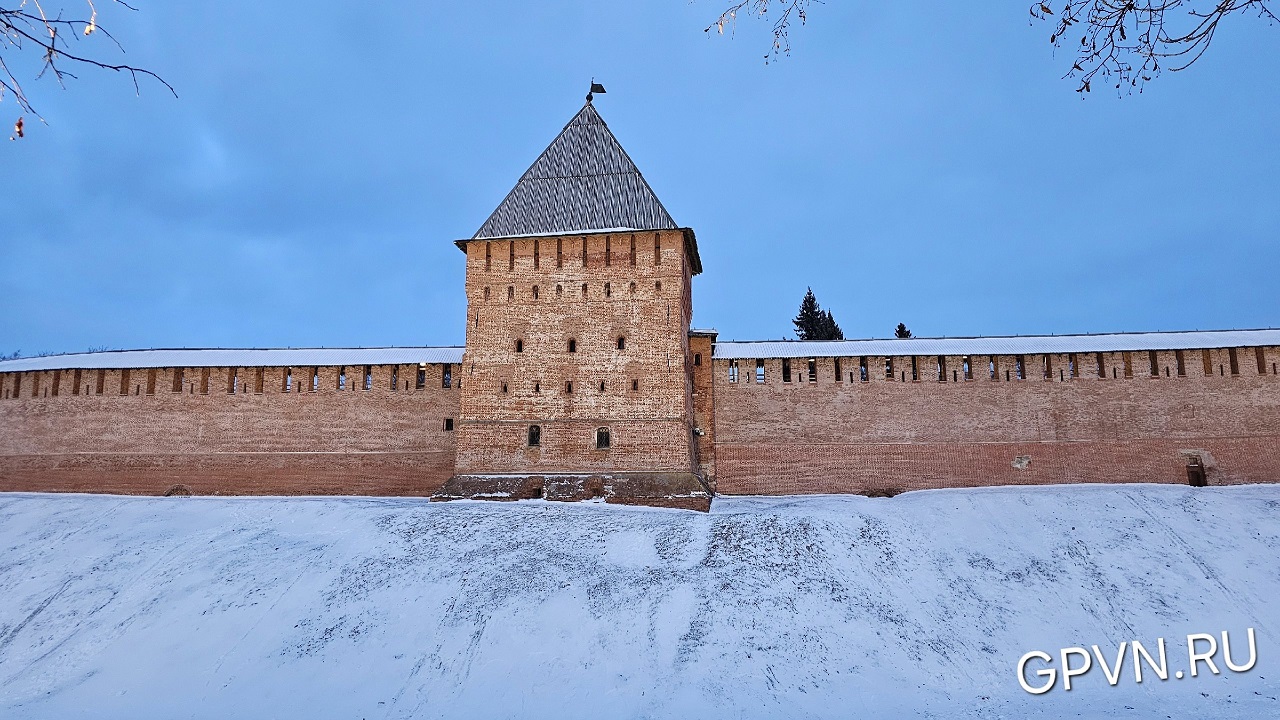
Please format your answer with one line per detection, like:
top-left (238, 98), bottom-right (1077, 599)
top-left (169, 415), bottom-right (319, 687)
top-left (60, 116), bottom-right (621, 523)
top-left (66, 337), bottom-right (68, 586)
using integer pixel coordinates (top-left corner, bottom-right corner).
top-left (454, 230), bottom-right (700, 476)
top-left (712, 347), bottom-right (1280, 495)
top-left (0, 363), bottom-right (459, 496)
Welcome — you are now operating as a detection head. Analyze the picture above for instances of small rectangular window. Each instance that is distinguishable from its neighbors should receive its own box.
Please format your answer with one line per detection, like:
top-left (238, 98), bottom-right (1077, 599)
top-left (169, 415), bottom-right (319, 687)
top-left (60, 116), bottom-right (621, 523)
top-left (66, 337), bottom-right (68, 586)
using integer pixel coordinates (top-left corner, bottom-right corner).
top-left (630, 235), bottom-right (636, 267)
top-left (911, 356), bottom-right (919, 382)
top-left (442, 364), bottom-right (452, 388)
top-left (284, 367), bottom-right (293, 392)
top-left (443, 418), bottom-right (454, 432)
top-left (886, 357), bottom-right (894, 380)
top-left (963, 356), bottom-right (972, 381)
top-left (859, 356), bottom-right (869, 382)
top-left (1122, 352), bottom-right (1133, 378)
top-left (694, 353), bottom-right (702, 366)
top-left (363, 365), bottom-right (373, 391)
top-left (389, 366), bottom-right (398, 391)
top-left (172, 367), bottom-right (184, 392)
top-left (1042, 354), bottom-right (1051, 380)
top-left (596, 427), bottom-right (611, 449)
top-left (508, 241), bottom-right (515, 270)
top-left (582, 237), bottom-right (588, 267)
top-left (50, 369), bottom-right (61, 397)
top-left (938, 355), bottom-right (947, 382)
top-left (533, 238), bottom-right (540, 269)
top-left (1096, 353), bottom-right (1106, 379)
top-left (756, 359), bottom-right (765, 383)
top-left (565, 380), bottom-right (573, 394)
top-left (1014, 356), bottom-right (1025, 381)
top-left (1149, 350), bottom-right (1159, 377)
top-left (605, 236), bottom-right (611, 266)
top-left (312, 367), bottom-right (321, 392)
top-left (485, 242), bottom-right (491, 270)
top-left (1202, 349), bottom-right (1213, 376)
top-left (631, 379), bottom-right (639, 391)
top-left (728, 359), bottom-right (739, 383)
top-left (227, 368), bottom-right (237, 394)
top-left (1257, 347), bottom-right (1267, 375)
top-left (199, 368), bottom-right (209, 395)
top-left (654, 234), bottom-right (661, 264)
top-left (1175, 350), bottom-right (1186, 376)
top-left (556, 238), bottom-right (563, 268)
top-left (120, 368), bottom-right (131, 395)
top-left (416, 363), bottom-right (426, 389)
top-left (338, 366), bottom-right (347, 391)
top-left (782, 358), bottom-right (792, 383)
top-left (834, 358), bottom-right (842, 382)
top-left (146, 368), bottom-right (156, 395)
top-left (807, 358), bottom-right (817, 383)
top-left (1228, 347), bottom-right (1239, 375)
top-left (528, 425), bottom-right (541, 447)
top-left (256, 368), bottom-right (265, 394)
top-left (990, 356), bottom-right (998, 380)
top-left (1068, 353), bottom-right (1078, 378)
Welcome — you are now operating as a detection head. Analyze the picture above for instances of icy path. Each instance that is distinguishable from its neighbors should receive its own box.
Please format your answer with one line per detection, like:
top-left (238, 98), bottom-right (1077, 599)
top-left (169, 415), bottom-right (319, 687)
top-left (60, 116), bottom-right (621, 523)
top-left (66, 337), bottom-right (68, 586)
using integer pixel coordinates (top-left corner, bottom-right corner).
top-left (0, 485), bottom-right (1276, 719)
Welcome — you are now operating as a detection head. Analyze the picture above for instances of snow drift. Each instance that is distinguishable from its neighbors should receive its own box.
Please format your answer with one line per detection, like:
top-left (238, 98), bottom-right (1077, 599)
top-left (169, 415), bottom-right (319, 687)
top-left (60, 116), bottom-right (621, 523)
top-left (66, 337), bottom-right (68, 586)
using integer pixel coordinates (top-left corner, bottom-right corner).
top-left (0, 484), bottom-right (1277, 719)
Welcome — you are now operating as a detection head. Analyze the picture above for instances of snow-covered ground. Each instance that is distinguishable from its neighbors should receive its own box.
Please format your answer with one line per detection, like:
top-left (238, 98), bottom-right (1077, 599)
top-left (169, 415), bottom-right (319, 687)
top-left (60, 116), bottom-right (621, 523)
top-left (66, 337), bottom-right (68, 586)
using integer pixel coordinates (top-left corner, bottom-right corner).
top-left (0, 485), bottom-right (1276, 719)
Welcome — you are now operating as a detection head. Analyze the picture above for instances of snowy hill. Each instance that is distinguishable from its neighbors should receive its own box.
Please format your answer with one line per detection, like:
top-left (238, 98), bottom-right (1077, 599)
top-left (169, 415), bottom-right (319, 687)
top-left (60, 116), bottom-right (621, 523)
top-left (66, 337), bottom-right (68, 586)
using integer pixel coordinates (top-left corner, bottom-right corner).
top-left (0, 485), bottom-right (1277, 719)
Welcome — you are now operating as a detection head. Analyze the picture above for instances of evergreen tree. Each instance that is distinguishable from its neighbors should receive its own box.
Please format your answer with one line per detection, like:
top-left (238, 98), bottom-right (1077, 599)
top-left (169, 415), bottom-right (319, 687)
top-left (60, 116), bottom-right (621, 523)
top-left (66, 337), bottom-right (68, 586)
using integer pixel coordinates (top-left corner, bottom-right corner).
top-left (793, 288), bottom-right (844, 341)
top-left (894, 323), bottom-right (912, 339)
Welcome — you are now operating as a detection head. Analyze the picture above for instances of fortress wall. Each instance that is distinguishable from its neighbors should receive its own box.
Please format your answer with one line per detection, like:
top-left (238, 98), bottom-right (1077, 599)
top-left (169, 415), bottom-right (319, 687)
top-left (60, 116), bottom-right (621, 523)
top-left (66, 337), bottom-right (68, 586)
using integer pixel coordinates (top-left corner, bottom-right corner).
top-left (712, 347), bottom-right (1280, 495)
top-left (0, 363), bottom-right (460, 497)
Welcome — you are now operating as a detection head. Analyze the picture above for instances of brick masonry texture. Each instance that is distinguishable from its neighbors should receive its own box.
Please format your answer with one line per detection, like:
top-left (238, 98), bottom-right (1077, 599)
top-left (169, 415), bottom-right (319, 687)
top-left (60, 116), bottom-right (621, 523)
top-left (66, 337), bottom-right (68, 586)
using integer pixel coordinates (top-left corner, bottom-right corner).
top-left (0, 364), bottom-right (459, 497)
top-left (712, 350), bottom-right (1280, 495)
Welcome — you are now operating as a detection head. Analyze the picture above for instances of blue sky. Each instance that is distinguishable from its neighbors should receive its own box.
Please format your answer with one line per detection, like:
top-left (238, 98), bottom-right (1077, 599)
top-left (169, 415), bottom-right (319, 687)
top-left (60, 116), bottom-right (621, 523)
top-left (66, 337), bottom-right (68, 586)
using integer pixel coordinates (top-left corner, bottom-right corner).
top-left (2, 2), bottom-right (1277, 354)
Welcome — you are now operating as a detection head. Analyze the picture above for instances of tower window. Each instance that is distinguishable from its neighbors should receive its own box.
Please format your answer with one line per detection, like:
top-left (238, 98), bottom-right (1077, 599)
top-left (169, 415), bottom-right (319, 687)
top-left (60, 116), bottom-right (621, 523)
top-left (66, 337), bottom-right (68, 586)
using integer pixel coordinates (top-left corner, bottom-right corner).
top-left (568, 338), bottom-right (576, 353)
top-left (534, 239), bottom-right (540, 269)
top-left (556, 238), bottom-right (563, 268)
top-left (565, 381), bottom-right (573, 394)
top-left (834, 358), bottom-right (842, 382)
top-left (363, 365), bottom-right (373, 391)
top-left (532, 285), bottom-right (539, 299)
top-left (528, 425), bottom-right (541, 447)
top-left (416, 363), bottom-right (426, 389)
top-left (728, 359), bottom-right (739, 383)
top-left (507, 286), bottom-right (514, 301)
top-left (654, 234), bottom-right (661, 264)
top-left (654, 280), bottom-right (662, 293)
top-left (556, 284), bottom-right (563, 298)
top-left (605, 236), bottom-right (611, 266)
top-left (782, 358), bottom-right (792, 383)
top-left (595, 427), bottom-right (611, 449)
top-left (757, 359), bottom-right (765, 383)
top-left (582, 237), bottom-right (588, 267)
top-left (284, 367), bottom-right (293, 392)
top-left (694, 353), bottom-right (702, 366)
top-left (339, 366), bottom-right (347, 390)
top-left (485, 242), bottom-right (491, 270)
top-left (501, 381), bottom-right (508, 394)
top-left (388, 366), bottom-right (396, 391)
top-left (631, 379), bottom-right (639, 391)
top-left (807, 358), bottom-right (817, 383)
top-left (630, 235), bottom-right (636, 266)
top-left (617, 336), bottom-right (626, 351)
top-left (1175, 350), bottom-right (1186, 376)
top-left (604, 282), bottom-right (611, 297)
top-left (534, 382), bottom-right (540, 393)
top-left (172, 367), bottom-right (184, 393)
top-left (443, 418), bottom-right (454, 432)
top-left (598, 380), bottom-right (606, 392)
top-left (516, 339), bottom-right (524, 353)
top-left (508, 241), bottom-right (515, 270)
top-left (484, 286), bottom-right (490, 300)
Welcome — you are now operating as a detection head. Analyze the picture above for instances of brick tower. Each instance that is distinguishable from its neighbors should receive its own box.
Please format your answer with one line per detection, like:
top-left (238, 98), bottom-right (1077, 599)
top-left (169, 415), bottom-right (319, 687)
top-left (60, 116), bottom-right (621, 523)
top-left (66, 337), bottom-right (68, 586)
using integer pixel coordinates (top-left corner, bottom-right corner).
top-left (436, 98), bottom-right (712, 510)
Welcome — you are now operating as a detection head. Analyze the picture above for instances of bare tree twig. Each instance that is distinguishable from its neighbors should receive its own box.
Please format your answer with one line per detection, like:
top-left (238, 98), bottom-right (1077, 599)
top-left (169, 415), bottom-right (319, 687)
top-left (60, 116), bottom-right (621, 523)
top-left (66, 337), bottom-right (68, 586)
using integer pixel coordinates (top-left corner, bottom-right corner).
top-left (705, 0), bottom-right (817, 63)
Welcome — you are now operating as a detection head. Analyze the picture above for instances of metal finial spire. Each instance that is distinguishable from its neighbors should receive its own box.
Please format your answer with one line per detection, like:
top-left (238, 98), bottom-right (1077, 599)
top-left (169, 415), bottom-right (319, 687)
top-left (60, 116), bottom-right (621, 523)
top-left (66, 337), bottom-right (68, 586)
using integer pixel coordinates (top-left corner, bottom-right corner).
top-left (586, 79), bottom-right (606, 104)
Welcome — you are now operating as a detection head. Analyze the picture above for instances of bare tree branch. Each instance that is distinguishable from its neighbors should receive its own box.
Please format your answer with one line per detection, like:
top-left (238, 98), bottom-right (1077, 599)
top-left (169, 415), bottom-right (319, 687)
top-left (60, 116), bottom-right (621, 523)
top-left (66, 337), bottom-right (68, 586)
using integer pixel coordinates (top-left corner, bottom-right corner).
top-left (705, 0), bottom-right (816, 63)
top-left (1, 1), bottom-right (173, 137)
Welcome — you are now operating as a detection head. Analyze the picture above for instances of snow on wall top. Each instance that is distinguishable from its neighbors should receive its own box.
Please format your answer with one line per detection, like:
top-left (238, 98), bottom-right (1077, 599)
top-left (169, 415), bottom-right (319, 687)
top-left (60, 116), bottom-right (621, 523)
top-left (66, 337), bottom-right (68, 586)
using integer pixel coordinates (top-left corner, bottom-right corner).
top-left (712, 328), bottom-right (1280, 360)
top-left (0, 347), bottom-right (465, 372)
top-left (471, 101), bottom-right (678, 240)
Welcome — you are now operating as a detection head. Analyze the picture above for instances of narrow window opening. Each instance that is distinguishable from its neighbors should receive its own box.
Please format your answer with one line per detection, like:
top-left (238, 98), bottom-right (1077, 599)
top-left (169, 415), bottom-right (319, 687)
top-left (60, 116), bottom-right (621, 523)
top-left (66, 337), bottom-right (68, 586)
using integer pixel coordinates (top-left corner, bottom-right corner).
top-left (507, 286), bottom-right (514, 301)
top-left (807, 358), bottom-right (817, 383)
top-left (728, 359), bottom-right (739, 383)
top-left (629, 281), bottom-right (636, 294)
top-left (567, 338), bottom-right (576, 353)
top-left (516, 339), bottom-right (524, 353)
top-left (631, 379), bottom-right (639, 391)
top-left (581, 237), bottom-right (588, 267)
top-left (1122, 352), bottom-right (1133, 378)
top-left (1228, 347), bottom-right (1239, 375)
top-left (501, 381), bottom-right (508, 393)
top-left (416, 363), bottom-right (426, 389)
top-left (886, 357), bottom-right (894, 380)
top-left (937, 355), bottom-right (947, 382)
top-left (963, 356), bottom-right (972, 380)
top-left (954, 370), bottom-right (959, 382)
top-left (339, 367), bottom-right (347, 391)
top-left (556, 284), bottom-right (563, 298)
top-left (605, 236), bottom-right (611, 266)
top-left (172, 368), bottom-right (184, 393)
top-left (508, 241), bottom-right (515, 270)
top-left (1015, 356), bottom-right (1025, 380)
top-left (629, 235), bottom-right (636, 266)
top-left (604, 282), bottom-right (611, 298)
top-left (655, 280), bottom-right (662, 293)
top-left (485, 242), bottom-right (491, 271)
top-left (363, 365), bottom-right (373, 391)
top-left (1006, 369), bottom-right (1011, 382)
top-left (198, 368), bottom-right (208, 395)
top-left (582, 282), bottom-right (588, 297)
top-left (73, 368), bottom-right (82, 395)
top-left (1113, 367), bottom-right (1118, 379)
top-left (598, 380), bottom-right (606, 392)
top-left (1165, 367), bottom-right (1170, 377)
top-left (617, 336), bottom-right (625, 351)
top-left (1068, 353), bottom-right (1078, 378)
top-left (834, 358), bottom-right (842, 382)
top-left (859, 356), bottom-right (869, 382)
top-left (990, 356), bottom-right (998, 380)
top-left (654, 234), bottom-right (661, 264)
top-left (533, 239), bottom-right (540, 269)
top-left (694, 353), bottom-right (702, 366)
top-left (782, 358), bottom-right (792, 383)
top-left (443, 418), bottom-right (454, 432)
top-left (282, 367), bottom-right (292, 392)
top-left (528, 425), bottom-right (541, 447)
top-left (1059, 368), bottom-right (1064, 381)
top-left (388, 366), bottom-right (397, 391)
top-left (255, 368), bottom-right (265, 394)
top-left (443, 364), bottom-right (453, 388)
top-left (556, 238), bottom-right (563, 268)
top-left (534, 382), bottom-right (541, 393)
top-left (1096, 352), bottom-right (1106, 379)
top-left (227, 368), bottom-right (237, 394)
top-left (1149, 350), bottom-right (1159, 377)
top-left (595, 427), bottom-right (611, 449)
top-left (911, 356), bottom-right (919, 382)
top-left (756, 359), bottom-right (765, 383)
top-left (1175, 350), bottom-right (1186, 377)
top-left (565, 381), bottom-right (573, 394)
top-left (1042, 355), bottom-right (1052, 380)
top-left (120, 368), bottom-right (131, 395)
top-left (1202, 349), bottom-right (1213, 376)
top-left (532, 285), bottom-right (539, 299)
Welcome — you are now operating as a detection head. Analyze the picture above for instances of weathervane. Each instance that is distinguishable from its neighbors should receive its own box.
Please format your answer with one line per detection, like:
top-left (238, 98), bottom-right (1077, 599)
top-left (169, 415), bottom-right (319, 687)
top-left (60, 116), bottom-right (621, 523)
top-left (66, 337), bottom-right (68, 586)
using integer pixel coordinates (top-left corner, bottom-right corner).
top-left (586, 79), bottom-right (606, 104)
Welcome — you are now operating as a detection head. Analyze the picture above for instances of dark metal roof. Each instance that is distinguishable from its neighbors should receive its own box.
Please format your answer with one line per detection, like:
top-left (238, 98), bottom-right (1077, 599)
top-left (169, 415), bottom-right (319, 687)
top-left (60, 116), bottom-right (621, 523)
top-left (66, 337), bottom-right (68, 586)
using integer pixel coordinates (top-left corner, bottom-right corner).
top-left (471, 101), bottom-right (679, 240)
top-left (0, 347), bottom-right (464, 372)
